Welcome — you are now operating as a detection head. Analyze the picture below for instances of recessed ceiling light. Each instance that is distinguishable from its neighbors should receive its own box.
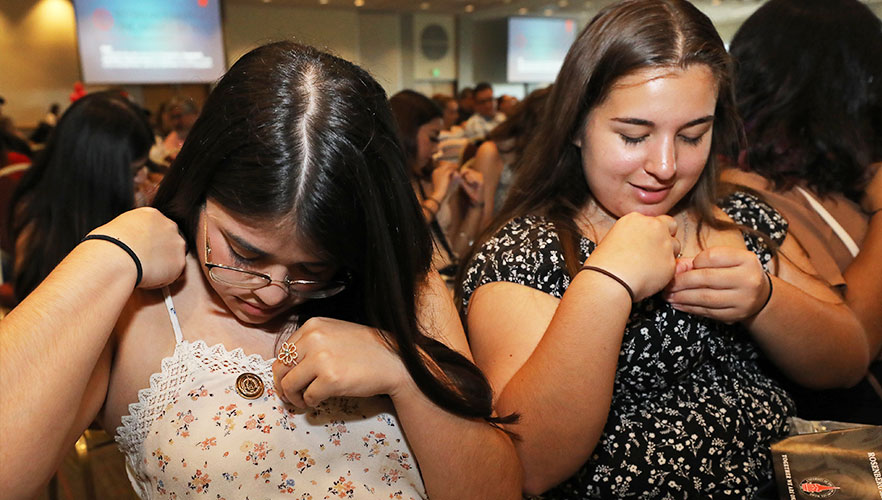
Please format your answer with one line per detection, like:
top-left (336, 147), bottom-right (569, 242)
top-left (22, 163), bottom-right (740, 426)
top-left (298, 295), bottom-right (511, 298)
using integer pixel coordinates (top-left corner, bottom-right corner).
top-left (517, 7), bottom-right (527, 14)
top-left (354, 0), bottom-right (364, 6)
top-left (319, 0), bottom-right (329, 4)
top-left (262, 0), bottom-right (271, 3)
top-left (558, 0), bottom-right (569, 6)
top-left (420, 2), bottom-right (430, 9)
top-left (544, 8), bottom-right (553, 16)
top-left (464, 4), bottom-right (474, 12)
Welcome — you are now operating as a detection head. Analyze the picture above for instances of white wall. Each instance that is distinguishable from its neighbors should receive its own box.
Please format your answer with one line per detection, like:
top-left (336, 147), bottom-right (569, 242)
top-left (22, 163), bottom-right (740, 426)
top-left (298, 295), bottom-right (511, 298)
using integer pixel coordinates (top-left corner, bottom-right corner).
top-left (223, 3), bottom-right (360, 68)
top-left (358, 12), bottom-right (402, 94)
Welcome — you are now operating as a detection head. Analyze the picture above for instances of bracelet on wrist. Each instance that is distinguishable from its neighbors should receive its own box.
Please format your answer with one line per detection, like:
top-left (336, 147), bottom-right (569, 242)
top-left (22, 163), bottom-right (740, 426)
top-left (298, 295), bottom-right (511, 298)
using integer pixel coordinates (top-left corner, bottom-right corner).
top-left (81, 234), bottom-right (143, 287)
top-left (579, 265), bottom-right (635, 302)
top-left (754, 271), bottom-right (773, 316)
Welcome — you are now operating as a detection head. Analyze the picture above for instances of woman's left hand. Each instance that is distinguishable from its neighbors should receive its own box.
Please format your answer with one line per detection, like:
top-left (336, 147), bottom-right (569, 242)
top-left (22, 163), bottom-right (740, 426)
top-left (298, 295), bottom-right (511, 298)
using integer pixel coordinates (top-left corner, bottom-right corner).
top-left (271, 317), bottom-right (412, 408)
top-left (663, 246), bottom-right (771, 324)
top-left (458, 167), bottom-right (484, 206)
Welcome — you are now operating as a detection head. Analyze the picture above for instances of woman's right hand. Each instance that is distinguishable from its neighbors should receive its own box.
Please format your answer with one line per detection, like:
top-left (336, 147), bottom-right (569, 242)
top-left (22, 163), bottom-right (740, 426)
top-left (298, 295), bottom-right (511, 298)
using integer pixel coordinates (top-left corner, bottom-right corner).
top-left (430, 160), bottom-right (460, 202)
top-left (583, 213), bottom-right (680, 301)
top-left (86, 207), bottom-right (187, 289)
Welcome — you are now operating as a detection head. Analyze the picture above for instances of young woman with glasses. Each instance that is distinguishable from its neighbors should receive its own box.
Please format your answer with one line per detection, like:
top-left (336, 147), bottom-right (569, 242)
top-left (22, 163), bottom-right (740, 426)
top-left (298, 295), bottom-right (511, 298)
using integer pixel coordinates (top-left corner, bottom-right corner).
top-left (0, 42), bottom-right (521, 499)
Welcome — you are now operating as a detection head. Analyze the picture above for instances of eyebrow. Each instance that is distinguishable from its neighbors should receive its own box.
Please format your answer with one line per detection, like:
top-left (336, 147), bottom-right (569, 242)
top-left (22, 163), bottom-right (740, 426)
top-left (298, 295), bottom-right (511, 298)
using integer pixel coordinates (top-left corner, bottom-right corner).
top-left (220, 226), bottom-right (332, 268)
top-left (611, 115), bottom-right (715, 128)
top-left (221, 228), bottom-right (269, 257)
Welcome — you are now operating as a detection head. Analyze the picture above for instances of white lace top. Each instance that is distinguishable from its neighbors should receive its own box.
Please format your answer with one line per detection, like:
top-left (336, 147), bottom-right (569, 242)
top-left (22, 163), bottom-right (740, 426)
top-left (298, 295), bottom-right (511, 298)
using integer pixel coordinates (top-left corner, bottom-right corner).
top-left (115, 289), bottom-right (426, 499)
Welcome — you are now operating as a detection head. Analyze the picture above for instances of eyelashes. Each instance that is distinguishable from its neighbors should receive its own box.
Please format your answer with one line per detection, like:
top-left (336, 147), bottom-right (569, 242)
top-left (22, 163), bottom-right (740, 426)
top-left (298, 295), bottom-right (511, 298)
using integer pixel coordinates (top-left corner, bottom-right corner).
top-left (618, 133), bottom-right (706, 146)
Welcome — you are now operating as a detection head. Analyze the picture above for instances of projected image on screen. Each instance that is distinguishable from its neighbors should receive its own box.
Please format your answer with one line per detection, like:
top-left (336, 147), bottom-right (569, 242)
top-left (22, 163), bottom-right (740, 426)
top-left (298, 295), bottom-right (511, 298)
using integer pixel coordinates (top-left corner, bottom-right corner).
top-left (73, 0), bottom-right (225, 84)
top-left (508, 17), bottom-right (577, 83)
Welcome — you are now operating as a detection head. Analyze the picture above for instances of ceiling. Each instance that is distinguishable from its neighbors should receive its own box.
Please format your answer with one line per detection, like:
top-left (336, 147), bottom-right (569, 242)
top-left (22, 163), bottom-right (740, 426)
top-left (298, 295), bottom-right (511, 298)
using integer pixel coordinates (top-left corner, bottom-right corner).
top-left (229, 0), bottom-right (767, 19)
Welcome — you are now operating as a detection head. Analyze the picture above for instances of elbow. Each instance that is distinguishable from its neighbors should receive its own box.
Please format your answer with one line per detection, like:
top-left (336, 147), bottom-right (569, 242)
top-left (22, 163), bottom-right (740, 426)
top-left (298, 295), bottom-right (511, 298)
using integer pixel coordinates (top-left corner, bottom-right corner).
top-left (796, 347), bottom-right (870, 390)
top-left (521, 463), bottom-right (570, 497)
top-left (523, 476), bottom-right (555, 497)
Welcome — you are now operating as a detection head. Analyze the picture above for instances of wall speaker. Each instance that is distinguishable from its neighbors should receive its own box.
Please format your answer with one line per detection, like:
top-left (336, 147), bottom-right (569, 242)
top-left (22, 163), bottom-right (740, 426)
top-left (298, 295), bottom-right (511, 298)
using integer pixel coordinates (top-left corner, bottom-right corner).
top-left (413, 14), bottom-right (456, 81)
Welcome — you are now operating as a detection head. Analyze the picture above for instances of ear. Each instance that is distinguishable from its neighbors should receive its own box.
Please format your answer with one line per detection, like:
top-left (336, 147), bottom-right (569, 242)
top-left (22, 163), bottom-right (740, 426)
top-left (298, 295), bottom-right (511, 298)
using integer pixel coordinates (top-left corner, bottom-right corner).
top-left (571, 119), bottom-right (586, 149)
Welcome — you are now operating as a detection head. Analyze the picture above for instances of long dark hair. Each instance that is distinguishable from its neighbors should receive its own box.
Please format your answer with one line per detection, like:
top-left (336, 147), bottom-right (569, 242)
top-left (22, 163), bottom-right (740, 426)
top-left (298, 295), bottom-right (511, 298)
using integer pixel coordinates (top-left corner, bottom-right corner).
top-left (457, 0), bottom-right (743, 297)
top-left (730, 0), bottom-right (882, 201)
top-left (9, 91), bottom-right (152, 301)
top-left (388, 89), bottom-right (442, 177)
top-left (388, 90), bottom-right (458, 261)
top-left (152, 42), bottom-right (498, 422)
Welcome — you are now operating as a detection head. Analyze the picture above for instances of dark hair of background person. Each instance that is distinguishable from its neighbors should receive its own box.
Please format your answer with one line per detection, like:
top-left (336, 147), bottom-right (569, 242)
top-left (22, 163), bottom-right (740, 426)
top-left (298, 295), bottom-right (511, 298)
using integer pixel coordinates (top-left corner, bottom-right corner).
top-left (388, 90), bottom-right (459, 269)
top-left (389, 89), bottom-right (442, 178)
top-left (431, 94), bottom-right (453, 109)
top-left (152, 42), bottom-right (503, 424)
top-left (730, 0), bottom-right (882, 202)
top-left (473, 82), bottom-right (493, 94)
top-left (458, 87), bottom-right (474, 100)
top-left (488, 87), bottom-right (552, 165)
top-left (8, 90), bottom-right (153, 302)
top-left (455, 0), bottom-right (744, 304)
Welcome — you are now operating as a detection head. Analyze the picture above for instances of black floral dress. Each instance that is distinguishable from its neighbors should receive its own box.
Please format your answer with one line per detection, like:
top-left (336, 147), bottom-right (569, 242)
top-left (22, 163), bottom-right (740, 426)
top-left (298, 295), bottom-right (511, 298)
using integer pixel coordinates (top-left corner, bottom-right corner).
top-left (461, 193), bottom-right (795, 499)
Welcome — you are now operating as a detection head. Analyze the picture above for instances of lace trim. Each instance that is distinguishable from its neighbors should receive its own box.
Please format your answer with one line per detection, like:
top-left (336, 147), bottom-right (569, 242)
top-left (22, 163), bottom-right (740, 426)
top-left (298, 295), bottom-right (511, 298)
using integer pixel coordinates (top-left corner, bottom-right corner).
top-left (115, 339), bottom-right (274, 458)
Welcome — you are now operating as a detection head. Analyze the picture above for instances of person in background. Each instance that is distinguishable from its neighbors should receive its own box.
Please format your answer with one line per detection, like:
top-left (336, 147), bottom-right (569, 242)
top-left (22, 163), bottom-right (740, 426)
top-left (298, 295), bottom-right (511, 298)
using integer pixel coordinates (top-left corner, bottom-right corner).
top-left (497, 95), bottom-right (519, 119)
top-left (390, 90), bottom-right (485, 276)
top-left (724, 0), bottom-right (882, 424)
top-left (0, 42), bottom-right (521, 500)
top-left (433, 94), bottom-right (463, 135)
top-left (29, 103), bottom-right (62, 145)
top-left (0, 96), bottom-right (32, 159)
top-left (472, 87), bottom-right (550, 226)
top-left (7, 90), bottom-right (153, 303)
top-left (431, 94), bottom-right (468, 165)
top-left (456, 0), bottom-right (867, 497)
top-left (457, 87), bottom-right (475, 124)
top-left (462, 82), bottom-right (506, 140)
top-left (159, 96), bottom-right (199, 162)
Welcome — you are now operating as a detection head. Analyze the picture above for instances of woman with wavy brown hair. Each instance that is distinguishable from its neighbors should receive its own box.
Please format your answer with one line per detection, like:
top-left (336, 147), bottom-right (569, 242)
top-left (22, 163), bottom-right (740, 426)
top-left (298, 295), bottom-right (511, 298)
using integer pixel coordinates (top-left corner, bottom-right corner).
top-left (456, 0), bottom-right (867, 497)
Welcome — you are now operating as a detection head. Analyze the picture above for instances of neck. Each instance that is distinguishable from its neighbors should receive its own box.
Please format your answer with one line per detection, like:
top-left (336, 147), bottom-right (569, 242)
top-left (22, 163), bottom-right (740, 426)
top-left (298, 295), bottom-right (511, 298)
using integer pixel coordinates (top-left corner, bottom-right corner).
top-left (576, 199), bottom-right (696, 244)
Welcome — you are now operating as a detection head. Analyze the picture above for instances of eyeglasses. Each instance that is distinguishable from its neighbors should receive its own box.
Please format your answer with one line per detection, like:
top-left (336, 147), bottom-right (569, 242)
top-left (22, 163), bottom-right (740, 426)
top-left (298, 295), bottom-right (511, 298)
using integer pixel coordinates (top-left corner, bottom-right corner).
top-left (202, 210), bottom-right (348, 299)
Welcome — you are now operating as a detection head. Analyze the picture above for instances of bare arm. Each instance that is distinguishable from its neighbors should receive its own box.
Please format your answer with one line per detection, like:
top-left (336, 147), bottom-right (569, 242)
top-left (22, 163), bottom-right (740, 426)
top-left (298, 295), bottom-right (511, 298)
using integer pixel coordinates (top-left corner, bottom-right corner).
top-left (466, 214), bottom-right (680, 494)
top-left (847, 164), bottom-right (882, 359)
top-left (393, 271), bottom-right (522, 500)
top-left (667, 236), bottom-right (868, 388)
top-left (472, 141), bottom-right (505, 227)
top-left (0, 208), bottom-right (186, 498)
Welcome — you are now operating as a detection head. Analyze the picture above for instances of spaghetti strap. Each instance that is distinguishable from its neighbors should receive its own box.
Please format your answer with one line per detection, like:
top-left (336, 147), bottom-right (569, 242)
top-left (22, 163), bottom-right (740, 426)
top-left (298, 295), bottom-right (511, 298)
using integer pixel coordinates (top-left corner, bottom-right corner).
top-left (162, 287), bottom-right (184, 344)
top-left (796, 186), bottom-right (860, 257)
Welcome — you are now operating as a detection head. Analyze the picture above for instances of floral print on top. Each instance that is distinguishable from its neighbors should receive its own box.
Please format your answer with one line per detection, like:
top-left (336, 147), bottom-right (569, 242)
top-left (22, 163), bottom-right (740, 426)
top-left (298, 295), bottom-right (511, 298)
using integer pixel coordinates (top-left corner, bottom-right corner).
top-left (115, 293), bottom-right (425, 500)
top-left (460, 192), bottom-right (795, 499)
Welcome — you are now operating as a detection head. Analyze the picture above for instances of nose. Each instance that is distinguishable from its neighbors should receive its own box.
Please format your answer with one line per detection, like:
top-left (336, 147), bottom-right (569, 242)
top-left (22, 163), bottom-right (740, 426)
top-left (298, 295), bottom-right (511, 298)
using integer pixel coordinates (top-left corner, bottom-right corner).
top-left (643, 135), bottom-right (677, 181)
top-left (252, 275), bottom-right (290, 307)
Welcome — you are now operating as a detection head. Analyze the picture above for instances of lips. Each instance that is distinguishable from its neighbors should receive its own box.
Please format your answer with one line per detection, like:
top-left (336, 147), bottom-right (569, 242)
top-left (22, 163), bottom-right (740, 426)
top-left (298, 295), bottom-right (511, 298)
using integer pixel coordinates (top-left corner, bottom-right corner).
top-left (630, 183), bottom-right (672, 204)
top-left (235, 297), bottom-right (284, 317)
